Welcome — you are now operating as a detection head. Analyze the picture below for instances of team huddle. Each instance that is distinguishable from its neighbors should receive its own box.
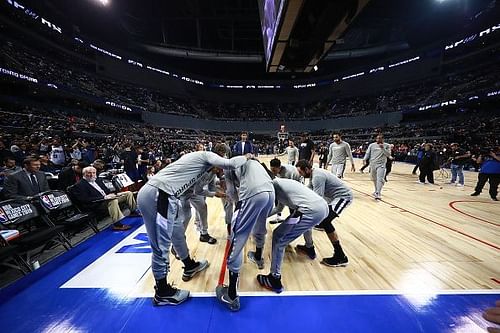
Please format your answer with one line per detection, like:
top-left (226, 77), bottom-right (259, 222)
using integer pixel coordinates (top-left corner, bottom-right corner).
top-left (137, 133), bottom-right (392, 311)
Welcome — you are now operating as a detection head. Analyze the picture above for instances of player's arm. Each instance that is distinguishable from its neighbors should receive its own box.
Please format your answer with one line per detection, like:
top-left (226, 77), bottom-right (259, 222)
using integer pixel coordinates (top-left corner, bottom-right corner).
top-left (327, 143), bottom-right (333, 165)
top-left (205, 151), bottom-right (248, 169)
top-left (309, 144), bottom-right (316, 164)
top-left (381, 143), bottom-right (392, 158)
top-left (346, 143), bottom-right (356, 171)
top-left (362, 144), bottom-right (372, 165)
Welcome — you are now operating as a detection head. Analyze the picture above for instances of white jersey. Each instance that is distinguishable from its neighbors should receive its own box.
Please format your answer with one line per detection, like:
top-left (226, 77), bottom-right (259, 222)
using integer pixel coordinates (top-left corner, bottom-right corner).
top-left (50, 145), bottom-right (66, 165)
top-left (285, 146), bottom-right (299, 164)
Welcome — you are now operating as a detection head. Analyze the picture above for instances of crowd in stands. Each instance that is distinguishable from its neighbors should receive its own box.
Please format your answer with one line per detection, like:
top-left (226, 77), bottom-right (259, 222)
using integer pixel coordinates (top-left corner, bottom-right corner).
top-left (1, 25), bottom-right (499, 121)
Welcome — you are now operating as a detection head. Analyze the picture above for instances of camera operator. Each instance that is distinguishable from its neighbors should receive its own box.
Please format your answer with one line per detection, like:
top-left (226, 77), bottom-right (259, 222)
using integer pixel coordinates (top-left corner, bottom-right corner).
top-left (471, 146), bottom-right (500, 201)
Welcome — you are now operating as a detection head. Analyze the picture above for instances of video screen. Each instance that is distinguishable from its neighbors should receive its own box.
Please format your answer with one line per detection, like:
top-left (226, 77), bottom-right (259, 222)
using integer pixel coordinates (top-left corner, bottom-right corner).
top-left (258, 0), bottom-right (286, 68)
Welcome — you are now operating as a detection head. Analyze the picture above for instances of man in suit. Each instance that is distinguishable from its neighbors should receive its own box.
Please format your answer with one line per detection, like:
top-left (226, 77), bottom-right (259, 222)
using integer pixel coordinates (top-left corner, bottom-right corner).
top-left (3, 157), bottom-right (50, 200)
top-left (232, 132), bottom-right (254, 156)
top-left (71, 166), bottom-right (136, 231)
top-left (58, 161), bottom-right (87, 191)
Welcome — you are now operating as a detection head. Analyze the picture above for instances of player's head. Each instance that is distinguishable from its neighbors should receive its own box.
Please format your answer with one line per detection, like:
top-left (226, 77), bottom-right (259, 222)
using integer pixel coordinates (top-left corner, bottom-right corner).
top-left (241, 131), bottom-right (248, 141)
top-left (195, 143), bottom-right (205, 151)
top-left (424, 143), bottom-right (432, 151)
top-left (301, 132), bottom-right (309, 142)
top-left (213, 143), bottom-right (228, 157)
top-left (296, 159), bottom-right (312, 178)
top-left (288, 140), bottom-right (294, 147)
top-left (376, 134), bottom-right (384, 144)
top-left (333, 133), bottom-right (342, 143)
top-left (269, 158), bottom-right (281, 175)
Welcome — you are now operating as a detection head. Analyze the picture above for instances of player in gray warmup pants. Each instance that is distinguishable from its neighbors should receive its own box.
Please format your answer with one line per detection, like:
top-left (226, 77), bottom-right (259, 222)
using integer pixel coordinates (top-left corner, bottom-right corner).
top-left (180, 171), bottom-right (224, 247)
top-left (327, 133), bottom-right (356, 178)
top-left (269, 157), bottom-right (303, 224)
top-left (363, 134), bottom-right (392, 200)
top-left (295, 160), bottom-right (353, 267)
top-left (257, 177), bottom-right (328, 293)
top-left (215, 159), bottom-right (275, 311)
top-left (137, 149), bottom-right (250, 306)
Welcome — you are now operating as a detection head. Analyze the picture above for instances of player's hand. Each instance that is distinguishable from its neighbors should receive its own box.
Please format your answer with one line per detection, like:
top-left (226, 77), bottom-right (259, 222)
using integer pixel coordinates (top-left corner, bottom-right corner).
top-left (105, 194), bottom-right (116, 199)
top-left (215, 192), bottom-right (226, 198)
top-left (351, 165), bottom-right (356, 172)
top-left (245, 153), bottom-right (254, 160)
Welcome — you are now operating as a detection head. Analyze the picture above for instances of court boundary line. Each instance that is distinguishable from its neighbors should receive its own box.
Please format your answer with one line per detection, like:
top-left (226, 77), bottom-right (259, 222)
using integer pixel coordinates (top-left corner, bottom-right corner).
top-left (448, 200), bottom-right (500, 227)
top-left (346, 184), bottom-right (500, 251)
top-left (124, 289), bottom-right (500, 298)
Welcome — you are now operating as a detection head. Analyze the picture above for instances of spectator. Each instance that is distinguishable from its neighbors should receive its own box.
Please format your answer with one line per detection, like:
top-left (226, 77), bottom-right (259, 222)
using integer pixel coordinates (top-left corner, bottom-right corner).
top-left (39, 154), bottom-right (57, 173)
top-left (146, 166), bottom-right (155, 180)
top-left (448, 143), bottom-right (470, 187)
top-left (58, 161), bottom-right (86, 191)
top-left (11, 143), bottom-right (27, 166)
top-left (121, 144), bottom-right (139, 181)
top-left (232, 131), bottom-right (254, 156)
top-left (298, 132), bottom-right (315, 164)
top-left (3, 157), bottom-right (50, 199)
top-left (137, 146), bottom-right (149, 180)
top-left (1, 157), bottom-right (21, 176)
top-left (92, 159), bottom-right (106, 175)
top-left (417, 143), bottom-right (437, 184)
top-left (412, 144), bottom-right (424, 175)
top-left (471, 146), bottom-right (500, 201)
top-left (71, 166), bottom-right (135, 231)
top-left (0, 139), bottom-right (15, 163)
top-left (49, 138), bottom-right (66, 167)
top-left (318, 143), bottom-right (328, 169)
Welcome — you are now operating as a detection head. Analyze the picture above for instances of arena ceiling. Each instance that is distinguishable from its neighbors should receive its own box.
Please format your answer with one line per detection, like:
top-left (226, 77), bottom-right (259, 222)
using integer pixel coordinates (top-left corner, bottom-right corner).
top-left (20, 0), bottom-right (498, 79)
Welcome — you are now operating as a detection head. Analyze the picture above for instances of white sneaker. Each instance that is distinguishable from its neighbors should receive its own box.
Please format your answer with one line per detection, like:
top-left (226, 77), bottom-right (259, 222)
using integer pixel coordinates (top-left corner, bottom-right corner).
top-left (457, 184), bottom-right (464, 188)
top-left (416, 181), bottom-right (425, 185)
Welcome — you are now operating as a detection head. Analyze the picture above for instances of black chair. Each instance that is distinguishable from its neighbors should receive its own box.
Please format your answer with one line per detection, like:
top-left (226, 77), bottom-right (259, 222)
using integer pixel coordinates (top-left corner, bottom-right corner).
top-left (35, 190), bottom-right (99, 236)
top-left (0, 199), bottom-right (70, 270)
top-left (0, 230), bottom-right (31, 274)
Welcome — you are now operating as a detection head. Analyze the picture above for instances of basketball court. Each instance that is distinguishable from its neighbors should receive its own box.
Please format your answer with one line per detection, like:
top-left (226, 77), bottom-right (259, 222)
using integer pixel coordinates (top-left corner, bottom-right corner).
top-left (1, 157), bottom-right (498, 332)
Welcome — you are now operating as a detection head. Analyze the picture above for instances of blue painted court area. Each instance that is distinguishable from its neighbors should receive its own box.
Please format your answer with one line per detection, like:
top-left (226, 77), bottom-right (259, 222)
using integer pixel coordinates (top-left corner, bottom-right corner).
top-left (0, 218), bottom-right (498, 333)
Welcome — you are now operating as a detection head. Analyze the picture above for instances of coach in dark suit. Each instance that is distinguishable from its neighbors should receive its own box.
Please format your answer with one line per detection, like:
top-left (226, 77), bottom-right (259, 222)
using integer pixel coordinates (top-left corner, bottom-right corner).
top-left (3, 157), bottom-right (50, 200)
top-left (232, 131), bottom-right (254, 156)
top-left (71, 166), bottom-right (135, 231)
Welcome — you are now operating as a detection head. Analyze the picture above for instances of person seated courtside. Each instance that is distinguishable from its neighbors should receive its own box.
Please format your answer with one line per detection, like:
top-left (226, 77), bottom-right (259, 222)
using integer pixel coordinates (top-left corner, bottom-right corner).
top-left (71, 166), bottom-right (137, 231)
top-left (58, 161), bottom-right (87, 191)
top-left (3, 157), bottom-right (50, 200)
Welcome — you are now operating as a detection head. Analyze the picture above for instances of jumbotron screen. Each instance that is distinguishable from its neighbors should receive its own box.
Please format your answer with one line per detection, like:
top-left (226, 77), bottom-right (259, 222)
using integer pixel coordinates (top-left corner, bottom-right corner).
top-left (257, 0), bottom-right (286, 68)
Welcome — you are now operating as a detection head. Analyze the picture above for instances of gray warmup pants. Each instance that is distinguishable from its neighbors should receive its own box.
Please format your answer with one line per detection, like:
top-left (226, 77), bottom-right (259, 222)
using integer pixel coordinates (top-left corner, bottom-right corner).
top-left (137, 184), bottom-right (190, 281)
top-left (271, 208), bottom-right (328, 277)
top-left (190, 194), bottom-right (209, 235)
top-left (227, 191), bottom-right (274, 273)
top-left (370, 164), bottom-right (386, 195)
top-left (222, 197), bottom-right (233, 225)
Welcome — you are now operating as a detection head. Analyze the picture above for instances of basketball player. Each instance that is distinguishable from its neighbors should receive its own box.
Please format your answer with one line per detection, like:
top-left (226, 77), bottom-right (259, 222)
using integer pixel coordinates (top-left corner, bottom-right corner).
top-left (136, 149), bottom-right (251, 306)
top-left (257, 177), bottom-right (328, 293)
top-left (363, 134), bottom-right (392, 200)
top-left (295, 160), bottom-right (353, 266)
top-left (182, 169), bottom-right (223, 245)
top-left (269, 157), bottom-right (303, 224)
top-left (215, 158), bottom-right (275, 311)
top-left (282, 140), bottom-right (299, 165)
top-left (214, 141), bottom-right (234, 237)
top-left (327, 133), bottom-right (355, 178)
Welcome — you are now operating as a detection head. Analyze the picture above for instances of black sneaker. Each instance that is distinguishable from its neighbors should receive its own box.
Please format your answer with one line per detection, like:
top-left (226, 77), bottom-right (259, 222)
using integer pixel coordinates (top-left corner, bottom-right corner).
top-left (153, 285), bottom-right (190, 306)
top-left (295, 244), bottom-right (316, 260)
top-left (200, 234), bottom-right (217, 244)
top-left (470, 192), bottom-right (480, 197)
top-left (182, 259), bottom-right (209, 282)
top-left (492, 197), bottom-right (499, 201)
top-left (321, 255), bottom-right (349, 267)
top-left (257, 274), bottom-right (284, 293)
top-left (313, 225), bottom-right (325, 231)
